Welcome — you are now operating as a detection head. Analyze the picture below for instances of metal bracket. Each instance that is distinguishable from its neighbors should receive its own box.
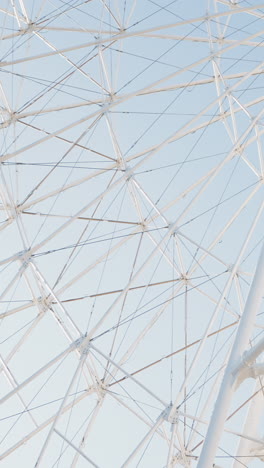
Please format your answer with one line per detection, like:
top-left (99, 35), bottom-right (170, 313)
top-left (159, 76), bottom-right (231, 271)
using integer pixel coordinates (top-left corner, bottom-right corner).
top-left (235, 361), bottom-right (264, 388)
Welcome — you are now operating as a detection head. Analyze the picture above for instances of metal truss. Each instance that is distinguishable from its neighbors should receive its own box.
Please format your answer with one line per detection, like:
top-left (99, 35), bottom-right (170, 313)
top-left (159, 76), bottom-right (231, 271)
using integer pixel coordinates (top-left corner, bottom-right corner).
top-left (0, 1), bottom-right (264, 467)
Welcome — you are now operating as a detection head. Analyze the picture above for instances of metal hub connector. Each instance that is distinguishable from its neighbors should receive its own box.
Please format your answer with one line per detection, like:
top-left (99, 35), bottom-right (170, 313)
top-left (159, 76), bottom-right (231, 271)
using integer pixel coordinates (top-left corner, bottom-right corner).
top-left (172, 450), bottom-right (192, 467)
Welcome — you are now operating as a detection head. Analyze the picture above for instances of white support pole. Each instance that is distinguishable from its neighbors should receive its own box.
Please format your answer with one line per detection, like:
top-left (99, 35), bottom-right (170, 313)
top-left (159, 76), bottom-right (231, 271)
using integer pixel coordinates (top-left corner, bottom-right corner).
top-left (197, 240), bottom-right (264, 467)
top-left (233, 381), bottom-right (264, 468)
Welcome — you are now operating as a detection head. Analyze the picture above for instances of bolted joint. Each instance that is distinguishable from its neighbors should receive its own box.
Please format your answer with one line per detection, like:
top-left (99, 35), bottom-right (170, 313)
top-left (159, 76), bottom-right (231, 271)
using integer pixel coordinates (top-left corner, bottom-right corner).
top-left (154, 405), bottom-right (175, 424)
top-left (75, 335), bottom-right (90, 356)
top-left (180, 274), bottom-right (189, 284)
top-left (172, 450), bottom-right (193, 467)
top-left (37, 296), bottom-right (53, 314)
top-left (234, 144), bottom-right (244, 156)
top-left (0, 112), bottom-right (18, 129)
top-left (18, 248), bottom-right (32, 269)
top-left (165, 405), bottom-right (179, 424)
top-left (20, 22), bottom-right (36, 34)
top-left (95, 380), bottom-right (107, 401)
top-left (140, 221), bottom-right (148, 231)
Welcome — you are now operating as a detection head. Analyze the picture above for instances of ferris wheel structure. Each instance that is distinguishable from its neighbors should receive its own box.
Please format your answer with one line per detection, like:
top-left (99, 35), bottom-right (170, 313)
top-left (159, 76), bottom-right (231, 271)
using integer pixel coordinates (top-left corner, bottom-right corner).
top-left (0, 1), bottom-right (264, 467)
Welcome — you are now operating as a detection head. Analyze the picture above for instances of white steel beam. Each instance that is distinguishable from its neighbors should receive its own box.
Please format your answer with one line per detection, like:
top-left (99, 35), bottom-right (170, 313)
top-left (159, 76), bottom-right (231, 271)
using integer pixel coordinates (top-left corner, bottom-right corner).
top-left (197, 240), bottom-right (264, 467)
top-left (169, 199), bottom-right (264, 418)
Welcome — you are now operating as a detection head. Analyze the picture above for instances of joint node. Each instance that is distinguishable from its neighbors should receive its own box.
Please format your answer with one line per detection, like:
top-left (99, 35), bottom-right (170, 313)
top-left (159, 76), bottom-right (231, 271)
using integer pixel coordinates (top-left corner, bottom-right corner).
top-left (125, 166), bottom-right (134, 181)
top-left (168, 223), bottom-right (178, 236)
top-left (75, 335), bottom-right (90, 356)
top-left (140, 221), bottom-right (148, 231)
top-left (227, 263), bottom-right (234, 272)
top-left (234, 144), bottom-right (244, 156)
top-left (8, 112), bottom-right (18, 126)
top-left (180, 274), bottom-right (189, 284)
top-left (116, 160), bottom-right (124, 170)
top-left (172, 450), bottom-right (192, 466)
top-left (21, 22), bottom-right (35, 33)
top-left (38, 296), bottom-right (52, 314)
top-left (18, 248), bottom-right (32, 269)
top-left (164, 405), bottom-right (179, 424)
top-left (96, 380), bottom-right (107, 400)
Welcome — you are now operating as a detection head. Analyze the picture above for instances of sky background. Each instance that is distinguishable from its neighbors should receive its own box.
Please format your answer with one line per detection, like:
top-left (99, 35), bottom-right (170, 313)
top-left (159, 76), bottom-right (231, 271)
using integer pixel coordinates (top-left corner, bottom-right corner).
top-left (0, 1), bottom-right (264, 467)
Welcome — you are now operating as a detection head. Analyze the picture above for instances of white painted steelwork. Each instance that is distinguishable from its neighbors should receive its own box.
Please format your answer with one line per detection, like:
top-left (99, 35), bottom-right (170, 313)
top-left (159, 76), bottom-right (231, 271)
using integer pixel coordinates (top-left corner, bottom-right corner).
top-left (0, 1), bottom-right (264, 467)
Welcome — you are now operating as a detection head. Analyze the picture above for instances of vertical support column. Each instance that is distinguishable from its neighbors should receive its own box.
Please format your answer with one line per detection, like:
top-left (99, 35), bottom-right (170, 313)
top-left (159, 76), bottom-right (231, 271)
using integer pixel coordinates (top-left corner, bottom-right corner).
top-left (232, 381), bottom-right (263, 467)
top-left (197, 241), bottom-right (264, 468)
